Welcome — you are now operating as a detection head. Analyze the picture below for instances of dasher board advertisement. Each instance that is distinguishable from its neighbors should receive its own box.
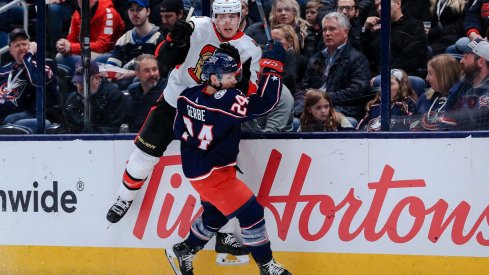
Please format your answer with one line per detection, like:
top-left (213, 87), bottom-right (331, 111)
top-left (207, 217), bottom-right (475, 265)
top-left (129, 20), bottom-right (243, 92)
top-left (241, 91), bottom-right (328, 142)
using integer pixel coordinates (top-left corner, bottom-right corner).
top-left (0, 138), bottom-right (488, 258)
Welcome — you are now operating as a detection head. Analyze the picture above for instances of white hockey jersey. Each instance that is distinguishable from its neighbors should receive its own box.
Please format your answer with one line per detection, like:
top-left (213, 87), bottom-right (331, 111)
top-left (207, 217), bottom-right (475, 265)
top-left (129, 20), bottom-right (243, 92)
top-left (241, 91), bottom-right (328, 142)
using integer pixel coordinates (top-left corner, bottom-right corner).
top-left (163, 16), bottom-right (262, 107)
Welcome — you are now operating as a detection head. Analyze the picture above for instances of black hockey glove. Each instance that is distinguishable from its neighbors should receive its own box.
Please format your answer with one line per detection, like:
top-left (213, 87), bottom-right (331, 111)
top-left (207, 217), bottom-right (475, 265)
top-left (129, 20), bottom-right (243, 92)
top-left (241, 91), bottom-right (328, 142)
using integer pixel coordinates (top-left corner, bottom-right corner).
top-left (168, 20), bottom-right (193, 47)
top-left (260, 41), bottom-right (286, 76)
top-left (215, 42), bottom-right (241, 63)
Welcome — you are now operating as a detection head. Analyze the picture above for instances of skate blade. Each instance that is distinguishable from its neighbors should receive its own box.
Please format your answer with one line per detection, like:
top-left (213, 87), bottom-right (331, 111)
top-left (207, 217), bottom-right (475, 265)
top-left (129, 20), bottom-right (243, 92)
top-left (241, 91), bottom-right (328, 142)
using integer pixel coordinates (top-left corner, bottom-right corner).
top-left (165, 248), bottom-right (183, 275)
top-left (216, 253), bottom-right (250, 265)
top-left (106, 223), bottom-right (112, 229)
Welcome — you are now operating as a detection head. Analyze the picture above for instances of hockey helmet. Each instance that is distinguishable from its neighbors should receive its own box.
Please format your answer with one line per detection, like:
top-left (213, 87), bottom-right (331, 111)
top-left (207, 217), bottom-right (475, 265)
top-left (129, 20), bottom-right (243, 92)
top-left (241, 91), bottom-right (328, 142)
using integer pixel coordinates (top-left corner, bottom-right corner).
top-left (201, 52), bottom-right (241, 82)
top-left (212, 0), bottom-right (242, 23)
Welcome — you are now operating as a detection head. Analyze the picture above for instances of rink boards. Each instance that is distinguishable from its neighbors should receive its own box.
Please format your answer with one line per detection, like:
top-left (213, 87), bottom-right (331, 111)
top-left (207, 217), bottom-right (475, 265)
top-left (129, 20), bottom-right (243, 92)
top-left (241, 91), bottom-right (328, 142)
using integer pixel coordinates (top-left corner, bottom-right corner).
top-left (1, 136), bottom-right (489, 274)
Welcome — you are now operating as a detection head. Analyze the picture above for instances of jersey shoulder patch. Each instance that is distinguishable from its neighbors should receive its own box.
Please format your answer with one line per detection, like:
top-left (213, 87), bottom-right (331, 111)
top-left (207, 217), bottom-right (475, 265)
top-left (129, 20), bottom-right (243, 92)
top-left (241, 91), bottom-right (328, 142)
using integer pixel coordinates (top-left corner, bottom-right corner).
top-left (214, 89), bottom-right (227, 99)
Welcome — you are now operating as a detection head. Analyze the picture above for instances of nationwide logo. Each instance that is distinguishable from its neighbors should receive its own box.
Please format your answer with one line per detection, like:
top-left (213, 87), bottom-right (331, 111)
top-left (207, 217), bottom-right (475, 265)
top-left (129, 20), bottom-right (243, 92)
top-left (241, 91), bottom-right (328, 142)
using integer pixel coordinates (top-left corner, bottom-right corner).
top-left (0, 181), bottom-right (78, 213)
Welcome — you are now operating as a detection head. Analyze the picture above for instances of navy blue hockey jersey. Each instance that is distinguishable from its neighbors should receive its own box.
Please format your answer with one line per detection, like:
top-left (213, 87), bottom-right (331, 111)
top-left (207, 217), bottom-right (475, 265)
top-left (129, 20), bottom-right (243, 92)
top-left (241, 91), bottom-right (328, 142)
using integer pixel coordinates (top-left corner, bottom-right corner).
top-left (174, 73), bottom-right (282, 180)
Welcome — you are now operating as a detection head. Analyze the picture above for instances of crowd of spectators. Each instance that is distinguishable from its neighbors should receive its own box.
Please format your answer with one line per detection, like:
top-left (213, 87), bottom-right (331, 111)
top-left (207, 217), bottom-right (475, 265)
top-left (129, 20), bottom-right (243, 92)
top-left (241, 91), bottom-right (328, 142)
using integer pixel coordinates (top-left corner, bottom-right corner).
top-left (2, 0), bottom-right (489, 134)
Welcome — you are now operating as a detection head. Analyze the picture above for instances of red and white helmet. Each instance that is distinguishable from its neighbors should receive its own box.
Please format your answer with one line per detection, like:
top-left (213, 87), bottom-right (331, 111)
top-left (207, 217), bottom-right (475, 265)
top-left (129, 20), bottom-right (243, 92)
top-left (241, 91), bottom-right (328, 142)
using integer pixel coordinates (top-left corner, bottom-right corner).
top-left (212, 0), bottom-right (242, 23)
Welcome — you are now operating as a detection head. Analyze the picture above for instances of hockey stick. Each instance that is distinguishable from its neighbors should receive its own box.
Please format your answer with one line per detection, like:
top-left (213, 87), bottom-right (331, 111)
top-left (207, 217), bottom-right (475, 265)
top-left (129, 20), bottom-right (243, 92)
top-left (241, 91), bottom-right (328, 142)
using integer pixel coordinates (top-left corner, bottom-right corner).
top-left (255, 0), bottom-right (272, 41)
top-left (186, 6), bottom-right (194, 22)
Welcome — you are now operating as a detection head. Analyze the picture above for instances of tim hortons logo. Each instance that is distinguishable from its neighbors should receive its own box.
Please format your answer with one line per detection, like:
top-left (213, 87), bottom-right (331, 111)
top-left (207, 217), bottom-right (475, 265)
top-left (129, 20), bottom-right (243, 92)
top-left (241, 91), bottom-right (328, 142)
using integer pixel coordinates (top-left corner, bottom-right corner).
top-left (133, 150), bottom-right (489, 246)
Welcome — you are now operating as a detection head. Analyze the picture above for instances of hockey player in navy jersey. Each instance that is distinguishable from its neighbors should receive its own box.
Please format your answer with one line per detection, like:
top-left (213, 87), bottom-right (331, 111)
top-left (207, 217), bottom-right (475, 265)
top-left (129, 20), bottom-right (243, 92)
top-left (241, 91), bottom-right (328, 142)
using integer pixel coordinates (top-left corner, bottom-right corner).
top-left (107, 0), bottom-right (262, 266)
top-left (165, 42), bottom-right (291, 275)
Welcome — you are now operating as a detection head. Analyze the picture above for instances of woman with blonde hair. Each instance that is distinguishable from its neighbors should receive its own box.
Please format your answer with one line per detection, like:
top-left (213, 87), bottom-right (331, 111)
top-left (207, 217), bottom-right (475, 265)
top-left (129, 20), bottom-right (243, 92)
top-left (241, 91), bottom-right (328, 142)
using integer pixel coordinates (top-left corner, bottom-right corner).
top-left (271, 24), bottom-right (308, 117)
top-left (412, 54), bottom-right (462, 130)
top-left (272, 24), bottom-right (301, 54)
top-left (269, 0), bottom-right (317, 56)
top-left (299, 89), bottom-right (353, 132)
top-left (427, 0), bottom-right (467, 54)
top-left (357, 69), bottom-right (418, 131)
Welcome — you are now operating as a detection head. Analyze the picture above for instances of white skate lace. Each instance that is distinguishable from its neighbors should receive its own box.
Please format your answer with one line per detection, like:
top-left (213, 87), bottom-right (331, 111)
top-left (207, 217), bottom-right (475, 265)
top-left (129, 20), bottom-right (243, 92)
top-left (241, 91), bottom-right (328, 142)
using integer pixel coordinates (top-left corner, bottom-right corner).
top-left (180, 253), bottom-right (195, 271)
top-left (111, 197), bottom-right (130, 215)
top-left (263, 260), bottom-right (285, 275)
top-left (223, 234), bottom-right (242, 248)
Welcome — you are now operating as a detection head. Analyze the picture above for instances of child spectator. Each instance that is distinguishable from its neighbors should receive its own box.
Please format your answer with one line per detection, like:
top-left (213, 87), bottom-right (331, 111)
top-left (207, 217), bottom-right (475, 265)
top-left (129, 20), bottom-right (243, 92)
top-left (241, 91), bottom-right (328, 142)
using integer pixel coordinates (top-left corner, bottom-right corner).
top-left (357, 69), bottom-right (417, 131)
top-left (304, 0), bottom-right (325, 27)
top-left (299, 89), bottom-right (353, 131)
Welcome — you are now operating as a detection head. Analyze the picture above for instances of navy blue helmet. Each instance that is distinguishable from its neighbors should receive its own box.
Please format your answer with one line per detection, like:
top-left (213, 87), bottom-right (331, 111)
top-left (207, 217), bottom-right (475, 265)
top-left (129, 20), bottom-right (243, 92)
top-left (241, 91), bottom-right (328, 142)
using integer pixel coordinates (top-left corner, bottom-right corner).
top-left (201, 52), bottom-right (241, 82)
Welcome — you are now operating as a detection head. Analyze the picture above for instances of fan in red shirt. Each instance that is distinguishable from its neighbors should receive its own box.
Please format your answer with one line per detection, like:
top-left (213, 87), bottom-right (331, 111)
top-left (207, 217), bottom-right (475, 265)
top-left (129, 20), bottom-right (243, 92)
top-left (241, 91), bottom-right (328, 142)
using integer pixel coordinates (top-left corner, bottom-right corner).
top-left (55, 0), bottom-right (125, 75)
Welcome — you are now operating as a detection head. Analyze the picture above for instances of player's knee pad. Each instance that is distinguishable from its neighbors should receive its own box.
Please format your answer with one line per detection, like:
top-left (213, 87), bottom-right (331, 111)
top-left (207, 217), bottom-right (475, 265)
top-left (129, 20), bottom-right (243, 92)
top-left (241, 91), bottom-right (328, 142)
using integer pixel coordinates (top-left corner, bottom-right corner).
top-left (125, 148), bottom-right (160, 185)
top-left (191, 216), bottom-right (217, 242)
top-left (236, 198), bottom-right (269, 247)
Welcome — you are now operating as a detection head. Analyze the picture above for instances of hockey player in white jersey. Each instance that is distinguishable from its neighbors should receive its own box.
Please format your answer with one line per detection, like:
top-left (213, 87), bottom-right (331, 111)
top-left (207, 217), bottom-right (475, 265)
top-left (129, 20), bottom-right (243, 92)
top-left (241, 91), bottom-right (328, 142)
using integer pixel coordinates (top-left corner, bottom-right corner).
top-left (106, 0), bottom-right (261, 266)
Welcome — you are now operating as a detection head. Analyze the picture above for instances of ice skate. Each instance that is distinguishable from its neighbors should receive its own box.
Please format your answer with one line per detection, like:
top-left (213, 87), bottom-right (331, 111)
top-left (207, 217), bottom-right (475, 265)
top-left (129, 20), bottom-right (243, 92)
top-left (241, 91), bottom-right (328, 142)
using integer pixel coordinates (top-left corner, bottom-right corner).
top-left (215, 232), bottom-right (250, 265)
top-left (165, 242), bottom-right (196, 275)
top-left (257, 258), bottom-right (292, 275)
top-left (106, 196), bottom-right (132, 223)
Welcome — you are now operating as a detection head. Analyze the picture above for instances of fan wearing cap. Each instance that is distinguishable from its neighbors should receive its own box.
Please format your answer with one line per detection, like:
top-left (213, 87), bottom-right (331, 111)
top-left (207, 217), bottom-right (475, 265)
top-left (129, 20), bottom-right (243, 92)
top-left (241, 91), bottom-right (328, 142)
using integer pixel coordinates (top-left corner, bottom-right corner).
top-left (446, 38), bottom-right (489, 130)
top-left (0, 28), bottom-right (59, 133)
top-left (55, 0), bottom-right (125, 75)
top-left (106, 0), bottom-right (164, 84)
top-left (63, 60), bottom-right (130, 133)
top-left (159, 0), bottom-right (186, 37)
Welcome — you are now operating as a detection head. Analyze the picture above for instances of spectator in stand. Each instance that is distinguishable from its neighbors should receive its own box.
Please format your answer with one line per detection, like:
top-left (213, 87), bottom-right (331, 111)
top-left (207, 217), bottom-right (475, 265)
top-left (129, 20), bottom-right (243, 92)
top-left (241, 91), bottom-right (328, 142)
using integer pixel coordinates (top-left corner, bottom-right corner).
top-left (464, 0), bottom-right (489, 41)
top-left (0, 1), bottom-right (26, 52)
top-left (0, 28), bottom-right (59, 133)
top-left (271, 24), bottom-right (308, 116)
top-left (159, 0), bottom-right (185, 38)
top-left (241, 84), bottom-right (294, 132)
top-left (297, 12), bottom-right (371, 124)
top-left (242, 25), bottom-right (300, 132)
top-left (63, 60), bottom-right (130, 133)
top-left (410, 54), bottom-right (462, 131)
top-left (106, 0), bottom-right (163, 88)
top-left (402, 0), bottom-right (431, 22)
top-left (444, 37), bottom-right (477, 108)
top-left (114, 0), bottom-right (169, 32)
top-left (299, 89), bottom-right (353, 131)
top-left (55, 0), bottom-right (125, 75)
top-left (363, 0), bottom-right (428, 77)
top-left (351, 0), bottom-right (372, 24)
top-left (305, 0), bottom-right (324, 27)
top-left (357, 69), bottom-right (417, 131)
top-left (337, 0), bottom-right (363, 50)
top-left (447, 39), bottom-right (489, 130)
top-left (270, 0), bottom-right (317, 56)
top-left (125, 54), bottom-right (164, 133)
top-left (46, 0), bottom-right (77, 58)
top-left (426, 0), bottom-right (467, 55)
top-left (247, 0), bottom-right (272, 24)
top-left (246, 0), bottom-right (317, 57)
top-left (239, 0), bottom-right (255, 32)
top-left (304, 0), bottom-right (326, 52)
